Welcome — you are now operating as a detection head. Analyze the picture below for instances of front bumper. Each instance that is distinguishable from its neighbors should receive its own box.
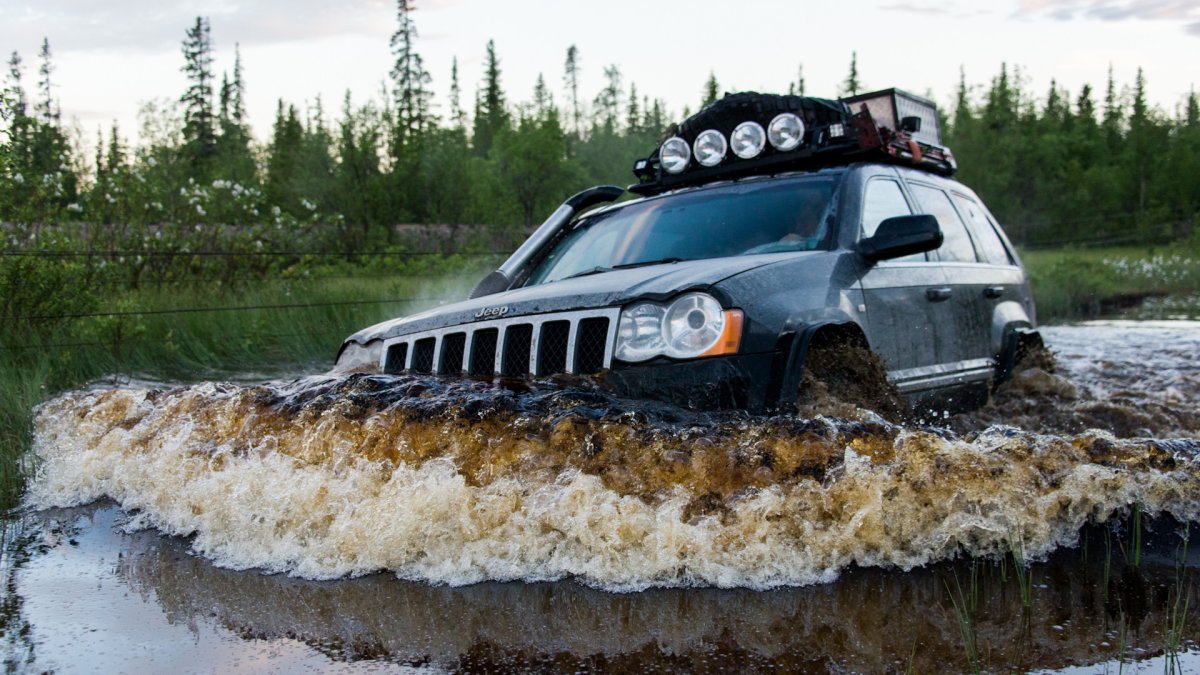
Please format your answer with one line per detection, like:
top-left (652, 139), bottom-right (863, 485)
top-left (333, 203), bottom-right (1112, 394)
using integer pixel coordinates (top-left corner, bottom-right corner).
top-left (602, 352), bottom-right (779, 412)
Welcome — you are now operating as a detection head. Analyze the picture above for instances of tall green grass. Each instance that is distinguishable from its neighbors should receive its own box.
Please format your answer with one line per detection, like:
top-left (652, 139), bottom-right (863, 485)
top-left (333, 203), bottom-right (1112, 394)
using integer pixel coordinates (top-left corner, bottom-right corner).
top-left (1021, 236), bottom-right (1200, 322)
top-left (0, 271), bottom-right (473, 508)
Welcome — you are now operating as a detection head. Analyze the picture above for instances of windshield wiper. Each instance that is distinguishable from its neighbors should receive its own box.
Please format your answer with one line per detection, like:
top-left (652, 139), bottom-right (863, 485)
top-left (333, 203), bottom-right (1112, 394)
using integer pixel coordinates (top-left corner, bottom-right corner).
top-left (563, 257), bottom-right (685, 280)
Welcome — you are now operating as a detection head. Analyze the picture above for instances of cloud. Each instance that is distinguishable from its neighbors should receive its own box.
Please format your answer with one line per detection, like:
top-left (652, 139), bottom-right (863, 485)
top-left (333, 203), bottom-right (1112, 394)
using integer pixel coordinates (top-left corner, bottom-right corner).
top-left (1013, 0), bottom-right (1200, 36)
top-left (0, 0), bottom-right (402, 54)
top-left (878, 2), bottom-right (992, 18)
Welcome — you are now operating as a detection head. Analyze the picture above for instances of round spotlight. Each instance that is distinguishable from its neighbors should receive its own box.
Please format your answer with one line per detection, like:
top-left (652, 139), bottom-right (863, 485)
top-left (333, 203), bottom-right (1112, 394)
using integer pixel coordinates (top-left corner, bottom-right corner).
top-left (659, 137), bottom-right (691, 174)
top-left (693, 129), bottom-right (727, 167)
top-left (730, 121), bottom-right (767, 159)
top-left (767, 113), bottom-right (806, 151)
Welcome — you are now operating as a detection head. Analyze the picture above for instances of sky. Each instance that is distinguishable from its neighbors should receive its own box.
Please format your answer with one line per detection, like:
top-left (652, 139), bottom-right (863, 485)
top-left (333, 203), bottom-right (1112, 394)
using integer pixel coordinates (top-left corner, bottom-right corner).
top-left (1, 0), bottom-right (1198, 148)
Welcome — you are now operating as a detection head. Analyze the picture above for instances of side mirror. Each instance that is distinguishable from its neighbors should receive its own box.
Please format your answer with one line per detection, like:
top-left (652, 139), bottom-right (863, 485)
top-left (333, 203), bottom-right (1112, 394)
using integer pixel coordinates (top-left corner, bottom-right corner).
top-left (859, 214), bottom-right (942, 262)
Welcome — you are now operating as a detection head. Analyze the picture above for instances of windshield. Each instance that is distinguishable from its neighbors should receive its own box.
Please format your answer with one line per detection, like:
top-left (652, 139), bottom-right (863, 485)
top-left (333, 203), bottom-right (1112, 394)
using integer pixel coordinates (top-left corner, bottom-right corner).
top-left (525, 175), bottom-right (840, 286)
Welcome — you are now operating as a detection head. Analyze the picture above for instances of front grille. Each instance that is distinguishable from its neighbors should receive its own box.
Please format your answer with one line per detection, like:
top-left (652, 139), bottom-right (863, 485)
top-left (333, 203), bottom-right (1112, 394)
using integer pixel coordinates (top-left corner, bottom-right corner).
top-left (411, 338), bottom-right (435, 373)
top-left (384, 343), bottom-right (408, 374)
top-left (575, 317), bottom-right (609, 374)
top-left (381, 308), bottom-right (617, 380)
top-left (468, 328), bottom-right (498, 377)
top-left (439, 332), bottom-right (466, 375)
top-left (501, 324), bottom-right (533, 377)
top-left (536, 321), bottom-right (570, 376)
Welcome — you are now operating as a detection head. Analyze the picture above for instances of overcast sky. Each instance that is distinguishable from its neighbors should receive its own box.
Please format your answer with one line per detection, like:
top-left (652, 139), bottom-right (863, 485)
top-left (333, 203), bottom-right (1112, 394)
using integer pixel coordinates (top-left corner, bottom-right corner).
top-left (2, 0), bottom-right (1197, 147)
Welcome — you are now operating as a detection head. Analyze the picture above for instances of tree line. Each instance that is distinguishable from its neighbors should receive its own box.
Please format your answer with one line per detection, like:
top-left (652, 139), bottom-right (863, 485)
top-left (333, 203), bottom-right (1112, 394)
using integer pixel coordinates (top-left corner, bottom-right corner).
top-left (1, 2), bottom-right (1198, 250)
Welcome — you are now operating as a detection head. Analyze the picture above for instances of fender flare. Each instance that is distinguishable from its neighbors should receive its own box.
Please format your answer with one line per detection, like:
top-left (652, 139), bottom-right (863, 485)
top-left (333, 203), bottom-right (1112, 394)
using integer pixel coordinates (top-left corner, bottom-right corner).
top-left (995, 327), bottom-right (1044, 387)
top-left (769, 320), bottom-right (869, 412)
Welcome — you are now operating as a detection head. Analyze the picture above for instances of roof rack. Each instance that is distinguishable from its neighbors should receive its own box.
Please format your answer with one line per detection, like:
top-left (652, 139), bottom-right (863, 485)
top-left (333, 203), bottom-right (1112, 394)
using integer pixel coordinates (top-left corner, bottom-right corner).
top-left (630, 89), bottom-right (956, 196)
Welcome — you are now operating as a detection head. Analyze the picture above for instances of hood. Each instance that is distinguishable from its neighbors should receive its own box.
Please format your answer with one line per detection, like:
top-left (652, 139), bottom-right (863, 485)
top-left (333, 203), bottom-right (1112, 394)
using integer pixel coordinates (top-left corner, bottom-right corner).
top-left (344, 252), bottom-right (818, 344)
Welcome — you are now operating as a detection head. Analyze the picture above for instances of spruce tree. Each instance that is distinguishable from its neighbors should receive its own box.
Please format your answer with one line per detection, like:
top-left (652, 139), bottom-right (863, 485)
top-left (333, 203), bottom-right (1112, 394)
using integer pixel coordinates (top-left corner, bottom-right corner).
top-left (7, 51), bottom-right (26, 119)
top-left (532, 73), bottom-right (553, 119)
top-left (700, 72), bottom-right (719, 108)
top-left (472, 39), bottom-right (508, 156)
top-left (841, 52), bottom-right (860, 97)
top-left (593, 65), bottom-right (622, 131)
top-left (448, 57), bottom-right (465, 128)
top-left (389, 0), bottom-right (433, 144)
top-left (36, 38), bottom-right (57, 124)
top-left (625, 83), bottom-right (640, 135)
top-left (563, 45), bottom-right (582, 136)
top-left (180, 16), bottom-right (217, 172)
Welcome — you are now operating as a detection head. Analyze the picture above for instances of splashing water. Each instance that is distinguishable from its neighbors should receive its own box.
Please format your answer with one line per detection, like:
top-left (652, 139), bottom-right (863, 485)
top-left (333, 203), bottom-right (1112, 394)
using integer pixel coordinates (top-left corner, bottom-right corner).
top-left (23, 323), bottom-right (1200, 591)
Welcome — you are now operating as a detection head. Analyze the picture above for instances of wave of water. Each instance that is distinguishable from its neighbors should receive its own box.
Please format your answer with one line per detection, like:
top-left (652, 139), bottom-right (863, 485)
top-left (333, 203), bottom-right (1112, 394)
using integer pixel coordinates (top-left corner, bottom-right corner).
top-left (25, 359), bottom-right (1200, 591)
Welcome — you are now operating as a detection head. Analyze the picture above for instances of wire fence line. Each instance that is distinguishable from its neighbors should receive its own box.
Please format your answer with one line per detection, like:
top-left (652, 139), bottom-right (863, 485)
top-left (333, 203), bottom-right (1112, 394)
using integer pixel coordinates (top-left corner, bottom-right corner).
top-left (1, 328), bottom-right (355, 353)
top-left (0, 249), bottom-right (507, 258)
top-left (11, 296), bottom-right (458, 322)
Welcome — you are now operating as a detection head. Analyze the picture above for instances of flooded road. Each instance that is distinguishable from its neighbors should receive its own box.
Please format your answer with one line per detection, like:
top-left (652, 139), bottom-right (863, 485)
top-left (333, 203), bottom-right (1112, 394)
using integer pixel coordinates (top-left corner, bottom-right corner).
top-left (5, 321), bottom-right (1200, 672)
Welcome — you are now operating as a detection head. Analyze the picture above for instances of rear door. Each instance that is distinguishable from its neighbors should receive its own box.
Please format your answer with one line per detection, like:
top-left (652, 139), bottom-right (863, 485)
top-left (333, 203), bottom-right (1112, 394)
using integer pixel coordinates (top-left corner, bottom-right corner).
top-left (857, 174), bottom-right (954, 378)
top-left (906, 180), bottom-right (996, 382)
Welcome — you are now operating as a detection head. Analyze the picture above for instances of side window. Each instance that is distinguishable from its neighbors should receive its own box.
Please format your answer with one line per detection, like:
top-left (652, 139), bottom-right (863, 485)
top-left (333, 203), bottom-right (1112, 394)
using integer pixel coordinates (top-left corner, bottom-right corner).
top-left (909, 183), bottom-right (977, 263)
top-left (952, 193), bottom-right (1014, 266)
top-left (861, 179), bottom-right (911, 238)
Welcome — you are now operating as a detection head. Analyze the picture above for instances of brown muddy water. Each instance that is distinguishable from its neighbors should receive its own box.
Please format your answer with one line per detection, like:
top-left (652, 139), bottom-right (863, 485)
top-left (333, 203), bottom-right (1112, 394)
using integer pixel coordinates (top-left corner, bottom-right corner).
top-left (4, 320), bottom-right (1200, 673)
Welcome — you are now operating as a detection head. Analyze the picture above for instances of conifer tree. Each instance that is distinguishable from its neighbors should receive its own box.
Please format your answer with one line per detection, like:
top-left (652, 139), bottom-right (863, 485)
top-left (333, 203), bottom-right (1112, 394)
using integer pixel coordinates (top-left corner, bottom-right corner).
top-left (1186, 89), bottom-right (1199, 128)
top-left (563, 45), bottom-right (582, 136)
top-left (448, 57), bottom-right (465, 128)
top-left (625, 83), bottom-right (640, 135)
top-left (532, 73), bottom-right (552, 118)
top-left (36, 38), bottom-right (58, 124)
top-left (180, 16), bottom-right (217, 172)
top-left (472, 39), bottom-right (508, 156)
top-left (593, 65), bottom-right (622, 132)
top-left (389, 0), bottom-right (433, 144)
top-left (700, 72), bottom-right (719, 108)
top-left (1076, 85), bottom-right (1096, 125)
top-left (6, 52), bottom-right (26, 120)
top-left (841, 52), bottom-right (860, 97)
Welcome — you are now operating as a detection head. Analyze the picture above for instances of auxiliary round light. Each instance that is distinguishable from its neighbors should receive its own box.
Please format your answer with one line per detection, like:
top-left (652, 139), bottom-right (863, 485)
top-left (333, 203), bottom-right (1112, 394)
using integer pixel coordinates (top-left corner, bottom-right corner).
top-left (730, 121), bottom-right (767, 159)
top-left (767, 113), bottom-right (806, 151)
top-left (693, 129), bottom-right (727, 167)
top-left (659, 137), bottom-right (691, 174)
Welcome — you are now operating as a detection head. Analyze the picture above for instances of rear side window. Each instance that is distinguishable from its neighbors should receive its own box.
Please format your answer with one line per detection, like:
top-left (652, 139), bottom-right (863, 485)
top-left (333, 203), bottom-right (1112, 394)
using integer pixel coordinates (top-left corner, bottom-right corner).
top-left (952, 193), bottom-right (1014, 266)
top-left (909, 183), bottom-right (977, 263)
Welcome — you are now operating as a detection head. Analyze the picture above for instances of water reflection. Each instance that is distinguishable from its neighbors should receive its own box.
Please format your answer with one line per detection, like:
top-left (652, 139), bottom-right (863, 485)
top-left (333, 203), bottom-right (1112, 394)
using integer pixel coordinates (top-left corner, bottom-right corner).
top-left (6, 503), bottom-right (1189, 673)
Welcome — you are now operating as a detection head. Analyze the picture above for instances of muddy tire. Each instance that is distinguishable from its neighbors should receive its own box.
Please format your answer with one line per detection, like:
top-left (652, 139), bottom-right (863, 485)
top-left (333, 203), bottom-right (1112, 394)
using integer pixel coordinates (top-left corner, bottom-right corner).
top-left (795, 339), bottom-right (908, 422)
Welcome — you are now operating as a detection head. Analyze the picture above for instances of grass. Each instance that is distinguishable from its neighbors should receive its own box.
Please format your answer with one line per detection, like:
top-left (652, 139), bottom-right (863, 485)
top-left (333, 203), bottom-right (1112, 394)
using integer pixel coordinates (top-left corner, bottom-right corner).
top-left (946, 570), bottom-right (982, 674)
top-left (1020, 237), bottom-right (1200, 322)
top-left (0, 268), bottom-right (479, 508)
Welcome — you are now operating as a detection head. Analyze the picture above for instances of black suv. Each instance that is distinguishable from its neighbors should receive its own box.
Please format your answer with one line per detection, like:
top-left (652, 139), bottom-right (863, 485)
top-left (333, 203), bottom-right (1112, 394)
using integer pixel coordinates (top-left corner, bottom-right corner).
top-left (335, 90), bottom-right (1040, 413)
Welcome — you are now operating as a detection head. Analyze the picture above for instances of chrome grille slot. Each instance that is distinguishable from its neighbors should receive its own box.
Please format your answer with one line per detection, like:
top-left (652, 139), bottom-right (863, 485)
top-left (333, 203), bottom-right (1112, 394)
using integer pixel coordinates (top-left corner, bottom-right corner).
top-left (439, 332), bottom-right (466, 375)
top-left (501, 324), bottom-right (533, 377)
top-left (411, 338), bottom-right (435, 373)
top-left (384, 343), bottom-right (408, 374)
top-left (468, 328), bottom-right (498, 377)
top-left (574, 318), bottom-right (609, 374)
top-left (380, 307), bottom-right (619, 379)
top-left (536, 321), bottom-right (571, 376)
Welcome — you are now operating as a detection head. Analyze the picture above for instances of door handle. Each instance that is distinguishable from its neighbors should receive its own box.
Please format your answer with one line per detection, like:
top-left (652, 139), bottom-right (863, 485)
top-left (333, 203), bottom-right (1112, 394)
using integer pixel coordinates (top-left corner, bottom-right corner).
top-left (926, 286), bottom-right (953, 302)
top-left (984, 286), bottom-right (1005, 299)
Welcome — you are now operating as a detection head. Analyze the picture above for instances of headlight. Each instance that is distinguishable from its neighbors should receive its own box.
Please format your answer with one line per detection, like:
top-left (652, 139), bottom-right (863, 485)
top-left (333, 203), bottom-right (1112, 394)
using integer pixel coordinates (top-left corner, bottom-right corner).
top-left (334, 340), bottom-right (383, 373)
top-left (693, 129), bottom-right (727, 167)
top-left (660, 137), bottom-right (691, 174)
top-left (615, 293), bottom-right (743, 362)
top-left (730, 121), bottom-right (766, 159)
top-left (767, 113), bottom-right (805, 151)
